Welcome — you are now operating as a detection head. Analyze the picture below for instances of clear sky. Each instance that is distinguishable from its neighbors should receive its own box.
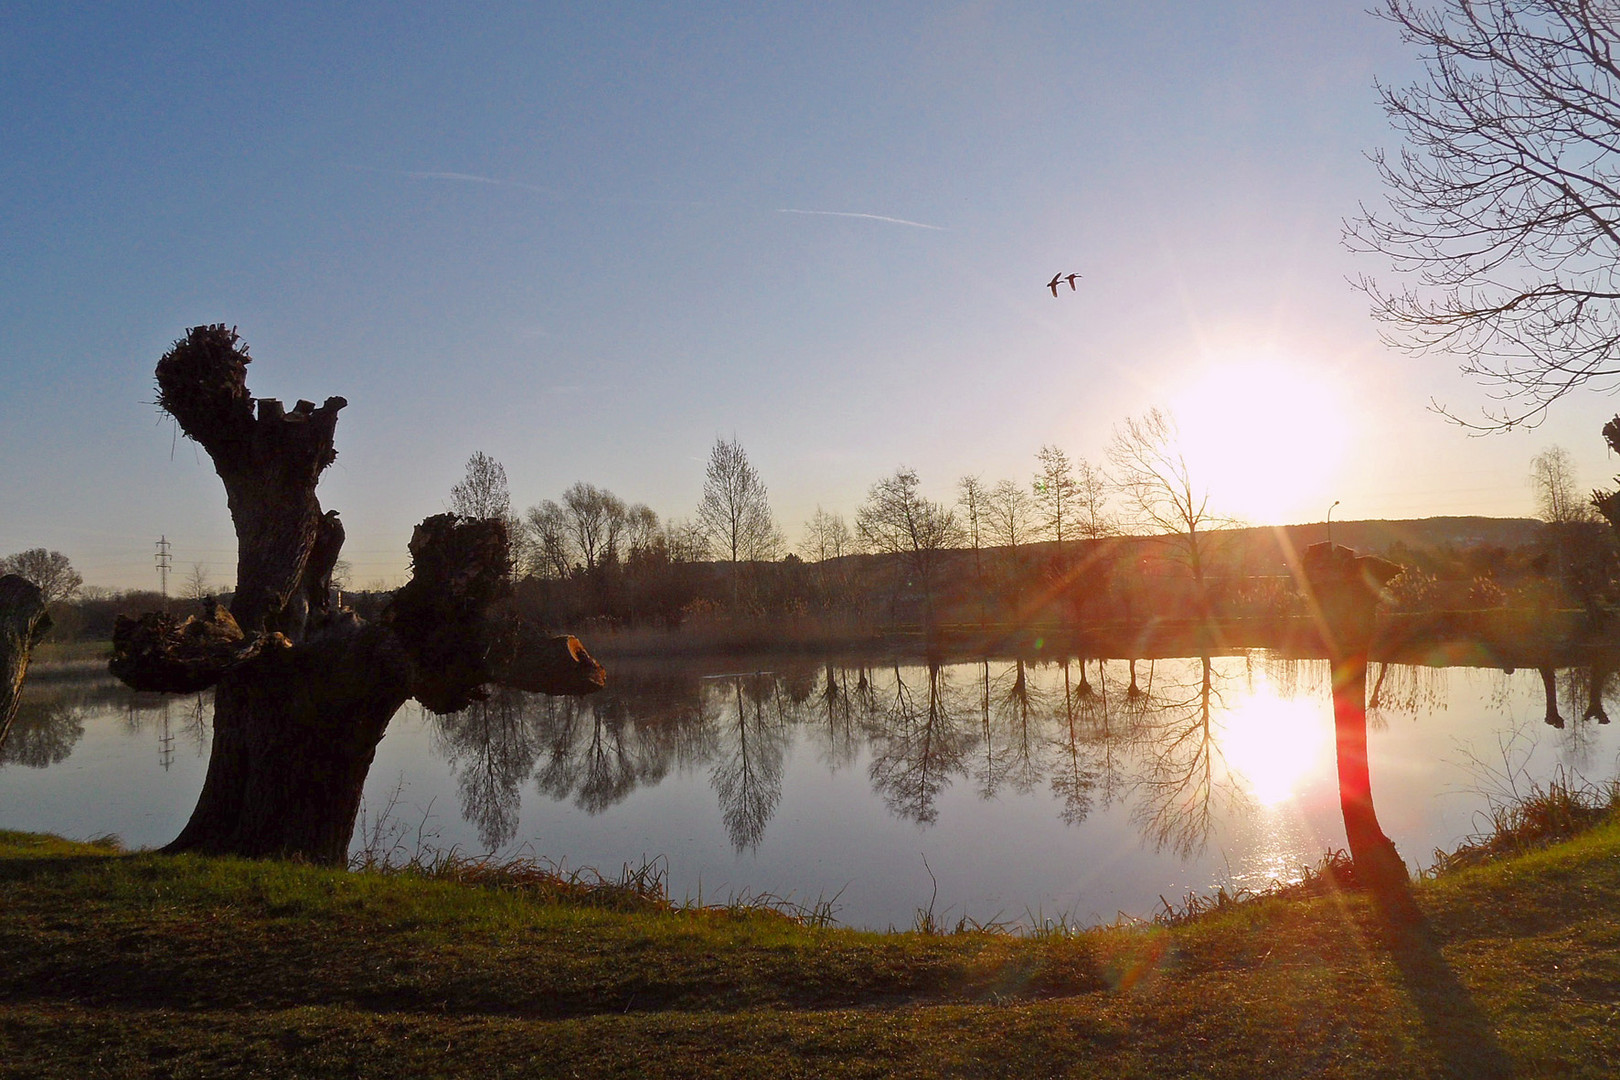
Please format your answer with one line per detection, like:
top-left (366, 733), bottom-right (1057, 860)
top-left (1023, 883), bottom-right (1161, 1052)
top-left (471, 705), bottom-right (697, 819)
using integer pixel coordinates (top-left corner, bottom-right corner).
top-left (6, 2), bottom-right (1620, 591)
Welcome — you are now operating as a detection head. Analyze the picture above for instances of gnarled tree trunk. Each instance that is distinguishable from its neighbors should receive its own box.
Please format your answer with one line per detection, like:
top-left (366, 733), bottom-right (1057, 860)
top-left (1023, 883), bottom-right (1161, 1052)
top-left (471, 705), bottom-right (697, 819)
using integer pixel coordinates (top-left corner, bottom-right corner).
top-left (0, 574), bottom-right (50, 752)
top-left (111, 326), bottom-right (604, 864)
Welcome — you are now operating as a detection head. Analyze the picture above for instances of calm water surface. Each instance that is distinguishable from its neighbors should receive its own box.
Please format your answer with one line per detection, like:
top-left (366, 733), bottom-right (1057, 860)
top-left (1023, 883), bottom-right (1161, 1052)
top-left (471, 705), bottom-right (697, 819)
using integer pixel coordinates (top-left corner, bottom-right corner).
top-left (4, 653), bottom-right (1615, 929)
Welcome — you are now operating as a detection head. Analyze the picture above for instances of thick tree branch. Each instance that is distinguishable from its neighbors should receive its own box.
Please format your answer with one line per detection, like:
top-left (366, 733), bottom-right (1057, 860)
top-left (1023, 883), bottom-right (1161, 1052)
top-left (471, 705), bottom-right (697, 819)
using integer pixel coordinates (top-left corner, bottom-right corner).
top-left (110, 603), bottom-right (283, 694)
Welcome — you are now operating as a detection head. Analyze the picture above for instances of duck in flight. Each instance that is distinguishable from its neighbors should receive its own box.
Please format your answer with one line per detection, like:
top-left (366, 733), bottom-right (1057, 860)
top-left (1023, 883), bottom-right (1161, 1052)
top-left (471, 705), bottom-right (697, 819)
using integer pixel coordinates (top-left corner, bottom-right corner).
top-left (1047, 272), bottom-right (1082, 297)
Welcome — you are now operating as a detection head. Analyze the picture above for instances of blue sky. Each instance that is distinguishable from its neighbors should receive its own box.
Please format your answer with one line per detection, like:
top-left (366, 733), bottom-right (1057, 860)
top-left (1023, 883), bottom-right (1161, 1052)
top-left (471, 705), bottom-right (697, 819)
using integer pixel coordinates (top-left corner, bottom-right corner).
top-left (5, 2), bottom-right (1617, 589)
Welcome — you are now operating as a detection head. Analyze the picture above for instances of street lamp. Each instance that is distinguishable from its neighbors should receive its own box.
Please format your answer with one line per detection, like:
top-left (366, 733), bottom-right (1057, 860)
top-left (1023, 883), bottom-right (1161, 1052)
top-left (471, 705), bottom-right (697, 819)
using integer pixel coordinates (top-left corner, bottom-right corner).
top-left (1327, 500), bottom-right (1341, 546)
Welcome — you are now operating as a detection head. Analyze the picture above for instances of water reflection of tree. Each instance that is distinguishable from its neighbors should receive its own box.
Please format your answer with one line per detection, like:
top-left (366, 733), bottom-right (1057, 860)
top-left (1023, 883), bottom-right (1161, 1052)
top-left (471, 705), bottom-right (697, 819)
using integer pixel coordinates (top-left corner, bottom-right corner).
top-left (808, 663), bottom-right (860, 773)
top-left (710, 675), bottom-right (788, 851)
top-left (534, 697), bottom-right (642, 816)
top-left (433, 686), bottom-right (543, 848)
top-left (1083, 659), bottom-right (1137, 811)
top-left (1047, 660), bottom-right (1099, 825)
top-left (864, 664), bottom-right (976, 825)
top-left (1551, 666), bottom-right (1616, 773)
top-left (1, 693), bottom-right (85, 768)
top-left (973, 659), bottom-right (1050, 799)
top-left (0, 677), bottom-right (170, 769)
top-left (411, 652), bottom-right (1422, 860)
top-left (1367, 662), bottom-right (1447, 729)
top-left (1129, 656), bottom-right (1248, 858)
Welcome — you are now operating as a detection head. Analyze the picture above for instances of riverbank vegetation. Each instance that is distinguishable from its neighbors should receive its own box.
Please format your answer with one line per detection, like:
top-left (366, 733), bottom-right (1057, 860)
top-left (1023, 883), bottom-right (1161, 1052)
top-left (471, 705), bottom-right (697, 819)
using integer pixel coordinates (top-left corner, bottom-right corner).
top-left (24, 514), bottom-right (1611, 655)
top-left (3, 800), bottom-right (1619, 1078)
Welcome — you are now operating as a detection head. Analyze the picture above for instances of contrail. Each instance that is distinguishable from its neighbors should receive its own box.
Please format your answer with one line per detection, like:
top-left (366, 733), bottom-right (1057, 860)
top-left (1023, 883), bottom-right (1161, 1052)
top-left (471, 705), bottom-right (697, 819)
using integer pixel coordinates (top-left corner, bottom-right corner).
top-left (348, 165), bottom-right (561, 196)
top-left (776, 208), bottom-right (944, 231)
top-left (399, 170), bottom-right (561, 196)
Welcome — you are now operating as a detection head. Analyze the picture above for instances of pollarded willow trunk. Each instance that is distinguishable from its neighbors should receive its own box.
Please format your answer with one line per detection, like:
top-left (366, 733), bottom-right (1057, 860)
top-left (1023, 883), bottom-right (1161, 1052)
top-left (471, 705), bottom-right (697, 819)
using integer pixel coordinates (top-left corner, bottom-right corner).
top-left (111, 326), bottom-right (604, 865)
top-left (1300, 541), bottom-right (1407, 891)
top-left (0, 574), bottom-right (50, 752)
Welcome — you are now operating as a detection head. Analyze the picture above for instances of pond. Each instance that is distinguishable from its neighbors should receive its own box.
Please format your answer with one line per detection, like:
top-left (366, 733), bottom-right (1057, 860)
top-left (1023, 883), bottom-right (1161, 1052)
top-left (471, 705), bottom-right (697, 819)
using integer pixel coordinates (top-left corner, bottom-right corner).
top-left (3, 653), bottom-right (1616, 929)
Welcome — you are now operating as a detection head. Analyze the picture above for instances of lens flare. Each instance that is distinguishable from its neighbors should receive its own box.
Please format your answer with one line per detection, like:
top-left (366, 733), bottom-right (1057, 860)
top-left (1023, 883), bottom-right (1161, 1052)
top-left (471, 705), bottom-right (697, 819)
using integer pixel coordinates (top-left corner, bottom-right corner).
top-left (1219, 675), bottom-right (1330, 806)
top-left (1168, 353), bottom-right (1350, 526)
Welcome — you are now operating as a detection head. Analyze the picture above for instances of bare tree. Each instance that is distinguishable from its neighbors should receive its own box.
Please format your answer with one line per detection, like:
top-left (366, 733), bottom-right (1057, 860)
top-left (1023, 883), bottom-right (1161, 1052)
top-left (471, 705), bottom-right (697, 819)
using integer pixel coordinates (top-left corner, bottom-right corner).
top-left (1531, 445), bottom-right (1594, 524)
top-left (182, 563), bottom-right (212, 602)
top-left (1534, 443), bottom-right (1608, 606)
top-left (1108, 408), bottom-right (1235, 595)
top-left (856, 467), bottom-right (963, 622)
top-left (800, 506), bottom-right (856, 562)
top-left (958, 475), bottom-right (990, 617)
top-left (1348, 0), bottom-right (1620, 428)
top-left (560, 482), bottom-right (628, 574)
top-left (0, 549), bottom-right (82, 606)
top-left (448, 451), bottom-right (511, 519)
top-left (985, 478), bottom-right (1036, 550)
top-left (449, 452), bottom-right (528, 576)
top-left (957, 476), bottom-right (988, 555)
top-left (623, 504), bottom-right (661, 560)
top-left (661, 518), bottom-right (709, 564)
top-left (1073, 458), bottom-right (1116, 538)
top-left (1033, 445), bottom-right (1080, 553)
top-left (697, 437), bottom-right (780, 601)
top-left (524, 501), bottom-right (575, 580)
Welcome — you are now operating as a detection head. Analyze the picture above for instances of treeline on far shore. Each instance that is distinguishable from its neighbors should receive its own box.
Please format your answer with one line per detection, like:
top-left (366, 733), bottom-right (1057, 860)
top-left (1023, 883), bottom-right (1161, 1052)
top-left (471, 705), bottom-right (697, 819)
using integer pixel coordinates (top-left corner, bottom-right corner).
top-left (39, 515), bottom-right (1617, 660)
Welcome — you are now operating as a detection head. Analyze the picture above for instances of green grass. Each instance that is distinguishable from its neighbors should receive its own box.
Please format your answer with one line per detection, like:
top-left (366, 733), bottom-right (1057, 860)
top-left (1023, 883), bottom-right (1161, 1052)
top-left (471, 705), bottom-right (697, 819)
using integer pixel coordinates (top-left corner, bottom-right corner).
top-left (26, 638), bottom-right (111, 667)
top-left (2, 825), bottom-right (1619, 1077)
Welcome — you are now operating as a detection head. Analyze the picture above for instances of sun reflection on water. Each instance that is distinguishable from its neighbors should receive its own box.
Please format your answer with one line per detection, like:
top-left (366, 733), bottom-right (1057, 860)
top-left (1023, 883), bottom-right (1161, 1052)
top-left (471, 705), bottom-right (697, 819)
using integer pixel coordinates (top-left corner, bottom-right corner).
top-left (1219, 673), bottom-right (1331, 807)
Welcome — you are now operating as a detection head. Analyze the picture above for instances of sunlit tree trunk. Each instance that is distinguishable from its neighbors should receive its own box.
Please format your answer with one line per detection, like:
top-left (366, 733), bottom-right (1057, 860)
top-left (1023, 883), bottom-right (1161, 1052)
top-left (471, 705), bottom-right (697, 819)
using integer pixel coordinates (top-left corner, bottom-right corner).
top-left (1301, 542), bottom-right (1406, 889)
top-left (0, 575), bottom-right (49, 752)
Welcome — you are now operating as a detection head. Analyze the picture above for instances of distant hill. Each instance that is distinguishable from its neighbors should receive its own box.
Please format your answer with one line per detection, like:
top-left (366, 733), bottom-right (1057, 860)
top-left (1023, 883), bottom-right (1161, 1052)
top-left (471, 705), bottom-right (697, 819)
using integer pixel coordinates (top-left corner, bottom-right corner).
top-left (1275, 516), bottom-right (1547, 555)
top-left (943, 517), bottom-right (1550, 575)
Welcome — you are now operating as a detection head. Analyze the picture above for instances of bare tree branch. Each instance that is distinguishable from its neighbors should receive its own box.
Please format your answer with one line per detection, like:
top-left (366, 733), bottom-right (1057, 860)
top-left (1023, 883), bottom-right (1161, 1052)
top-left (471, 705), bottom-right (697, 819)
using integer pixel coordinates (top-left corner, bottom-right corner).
top-left (1349, 0), bottom-right (1620, 429)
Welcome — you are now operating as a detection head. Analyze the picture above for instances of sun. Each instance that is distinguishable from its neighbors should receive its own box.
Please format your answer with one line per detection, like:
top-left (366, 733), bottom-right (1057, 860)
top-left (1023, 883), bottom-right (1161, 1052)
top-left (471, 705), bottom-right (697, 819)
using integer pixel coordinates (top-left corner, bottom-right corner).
top-left (1219, 675), bottom-right (1331, 806)
top-left (1167, 352), bottom-right (1351, 526)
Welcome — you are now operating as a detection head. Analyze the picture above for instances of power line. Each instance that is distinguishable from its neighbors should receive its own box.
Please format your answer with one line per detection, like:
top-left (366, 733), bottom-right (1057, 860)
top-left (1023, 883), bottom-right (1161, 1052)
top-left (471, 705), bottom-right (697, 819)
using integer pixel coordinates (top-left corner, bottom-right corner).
top-left (155, 535), bottom-right (171, 602)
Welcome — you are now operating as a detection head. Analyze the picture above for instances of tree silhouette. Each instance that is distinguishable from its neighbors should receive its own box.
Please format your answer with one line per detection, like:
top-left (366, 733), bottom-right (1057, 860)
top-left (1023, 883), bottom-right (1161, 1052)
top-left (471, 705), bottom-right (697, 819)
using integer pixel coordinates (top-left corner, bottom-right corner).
top-left (1108, 408), bottom-right (1234, 603)
top-left (0, 549), bottom-right (82, 606)
top-left (108, 326), bottom-right (605, 864)
top-left (1349, 0), bottom-right (1620, 428)
top-left (856, 468), bottom-right (962, 626)
top-left (1033, 445), bottom-right (1080, 555)
top-left (448, 451), bottom-right (512, 520)
top-left (559, 482), bottom-right (628, 575)
top-left (1531, 446), bottom-right (1593, 526)
top-left (698, 437), bottom-right (780, 604)
top-left (524, 501), bottom-right (575, 580)
top-left (433, 686), bottom-right (543, 849)
top-left (985, 478), bottom-right (1036, 551)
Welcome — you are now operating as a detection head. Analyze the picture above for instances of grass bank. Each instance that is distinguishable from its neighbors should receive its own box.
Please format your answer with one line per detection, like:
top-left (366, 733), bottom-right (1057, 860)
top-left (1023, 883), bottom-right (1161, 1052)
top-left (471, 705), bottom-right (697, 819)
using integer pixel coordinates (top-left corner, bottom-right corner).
top-left (2, 827), bottom-right (1618, 1078)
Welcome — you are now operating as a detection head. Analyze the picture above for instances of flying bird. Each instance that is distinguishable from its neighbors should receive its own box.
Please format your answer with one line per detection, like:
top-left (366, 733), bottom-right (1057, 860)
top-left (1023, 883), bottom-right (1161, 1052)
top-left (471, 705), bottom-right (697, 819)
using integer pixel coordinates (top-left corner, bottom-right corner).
top-left (1047, 272), bottom-right (1082, 297)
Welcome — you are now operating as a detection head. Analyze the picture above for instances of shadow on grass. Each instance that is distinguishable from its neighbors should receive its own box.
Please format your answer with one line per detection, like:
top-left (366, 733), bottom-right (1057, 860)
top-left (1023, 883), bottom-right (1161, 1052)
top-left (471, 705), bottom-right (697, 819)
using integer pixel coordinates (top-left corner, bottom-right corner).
top-left (0, 852), bottom-right (122, 885)
top-left (1373, 880), bottom-right (1513, 1080)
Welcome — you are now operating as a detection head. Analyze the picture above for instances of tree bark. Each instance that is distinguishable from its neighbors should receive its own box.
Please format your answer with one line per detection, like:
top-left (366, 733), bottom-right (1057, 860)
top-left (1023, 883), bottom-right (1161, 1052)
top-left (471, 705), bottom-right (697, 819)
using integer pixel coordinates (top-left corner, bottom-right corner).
top-left (1301, 542), bottom-right (1407, 890)
top-left (0, 575), bottom-right (50, 752)
top-left (112, 326), bottom-right (605, 865)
